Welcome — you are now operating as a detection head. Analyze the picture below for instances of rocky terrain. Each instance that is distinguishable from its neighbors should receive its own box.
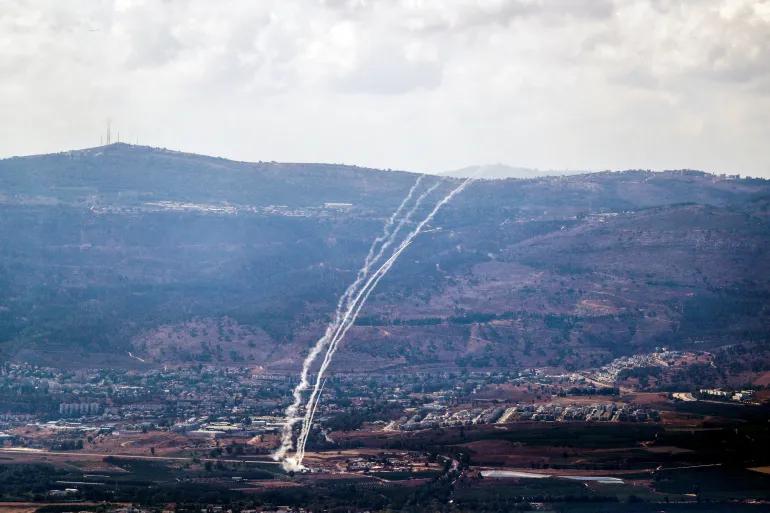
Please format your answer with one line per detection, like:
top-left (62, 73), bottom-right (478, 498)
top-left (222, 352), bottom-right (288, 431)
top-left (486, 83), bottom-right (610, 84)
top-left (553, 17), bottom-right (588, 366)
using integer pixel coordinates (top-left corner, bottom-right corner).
top-left (1, 143), bottom-right (769, 374)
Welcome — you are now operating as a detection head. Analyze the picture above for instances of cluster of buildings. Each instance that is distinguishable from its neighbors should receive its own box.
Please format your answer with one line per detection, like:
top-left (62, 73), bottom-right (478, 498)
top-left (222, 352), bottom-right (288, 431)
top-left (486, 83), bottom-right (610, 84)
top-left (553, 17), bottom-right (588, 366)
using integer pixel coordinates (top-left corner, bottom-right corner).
top-left (144, 201), bottom-right (238, 215)
top-left (398, 407), bottom-right (503, 431)
top-left (1, 362), bottom-right (526, 439)
top-left (497, 402), bottom-right (660, 423)
top-left (171, 416), bottom-right (284, 438)
top-left (398, 405), bottom-right (505, 431)
top-left (137, 200), bottom-right (356, 218)
top-left (587, 349), bottom-right (712, 384)
top-left (396, 401), bottom-right (660, 431)
top-left (0, 363), bottom-right (299, 428)
top-left (2, 358), bottom-right (668, 453)
top-left (344, 452), bottom-right (431, 473)
top-left (90, 193), bottom-right (359, 219)
top-left (58, 402), bottom-right (101, 416)
top-left (699, 388), bottom-right (756, 403)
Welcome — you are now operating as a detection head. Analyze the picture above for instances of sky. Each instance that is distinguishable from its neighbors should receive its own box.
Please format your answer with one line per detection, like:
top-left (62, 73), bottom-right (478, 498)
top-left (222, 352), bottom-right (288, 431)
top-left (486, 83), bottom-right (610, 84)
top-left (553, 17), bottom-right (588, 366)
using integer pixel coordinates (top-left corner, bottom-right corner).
top-left (1, 0), bottom-right (769, 177)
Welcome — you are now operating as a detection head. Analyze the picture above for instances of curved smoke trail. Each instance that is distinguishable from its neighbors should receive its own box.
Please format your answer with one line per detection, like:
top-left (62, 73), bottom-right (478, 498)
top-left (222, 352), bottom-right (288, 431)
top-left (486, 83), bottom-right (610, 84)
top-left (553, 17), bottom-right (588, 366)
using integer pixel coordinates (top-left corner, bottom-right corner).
top-left (292, 180), bottom-right (442, 457)
top-left (290, 176), bottom-right (476, 469)
top-left (270, 174), bottom-right (426, 461)
top-left (360, 175), bottom-right (425, 280)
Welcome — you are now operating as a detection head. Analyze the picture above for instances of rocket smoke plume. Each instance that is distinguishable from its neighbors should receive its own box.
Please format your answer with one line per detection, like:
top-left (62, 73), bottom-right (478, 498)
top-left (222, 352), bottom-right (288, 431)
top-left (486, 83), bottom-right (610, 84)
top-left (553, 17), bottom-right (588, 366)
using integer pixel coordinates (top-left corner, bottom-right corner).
top-left (270, 174), bottom-right (426, 462)
top-left (274, 174), bottom-right (475, 471)
top-left (273, 176), bottom-right (441, 465)
top-left (292, 179), bottom-right (442, 454)
top-left (290, 176), bottom-right (475, 469)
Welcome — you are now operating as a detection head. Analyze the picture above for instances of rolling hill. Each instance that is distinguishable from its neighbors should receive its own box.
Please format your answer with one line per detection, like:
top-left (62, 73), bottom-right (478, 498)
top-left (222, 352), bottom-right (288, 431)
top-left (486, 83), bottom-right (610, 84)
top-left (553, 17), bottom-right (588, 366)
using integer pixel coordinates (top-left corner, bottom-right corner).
top-left (1, 143), bottom-right (769, 372)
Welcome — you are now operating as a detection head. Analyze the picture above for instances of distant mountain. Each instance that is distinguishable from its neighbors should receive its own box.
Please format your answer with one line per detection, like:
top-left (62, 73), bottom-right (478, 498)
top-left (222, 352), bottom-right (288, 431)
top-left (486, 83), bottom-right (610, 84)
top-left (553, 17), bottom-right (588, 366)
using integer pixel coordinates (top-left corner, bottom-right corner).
top-left (1, 144), bottom-right (769, 372)
top-left (0, 142), bottom-right (421, 208)
top-left (441, 163), bottom-right (582, 179)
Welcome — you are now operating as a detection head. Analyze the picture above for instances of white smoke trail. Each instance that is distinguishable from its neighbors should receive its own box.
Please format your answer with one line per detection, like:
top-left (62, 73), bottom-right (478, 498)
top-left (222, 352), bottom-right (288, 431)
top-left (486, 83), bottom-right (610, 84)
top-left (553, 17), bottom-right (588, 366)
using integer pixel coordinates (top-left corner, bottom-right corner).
top-left (292, 177), bottom-right (475, 465)
top-left (361, 175), bottom-right (425, 277)
top-left (270, 175), bottom-right (425, 461)
top-left (364, 180), bottom-right (441, 280)
top-left (290, 242), bottom-right (415, 467)
top-left (291, 176), bottom-right (476, 468)
top-left (307, 377), bottom-right (326, 433)
top-left (292, 180), bottom-right (442, 452)
top-left (295, 377), bottom-right (327, 458)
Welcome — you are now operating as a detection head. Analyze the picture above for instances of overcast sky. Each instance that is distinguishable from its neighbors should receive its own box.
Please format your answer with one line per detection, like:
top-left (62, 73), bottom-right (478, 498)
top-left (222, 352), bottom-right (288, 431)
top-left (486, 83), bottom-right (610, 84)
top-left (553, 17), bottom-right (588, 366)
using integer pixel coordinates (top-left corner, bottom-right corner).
top-left (1, 0), bottom-right (769, 176)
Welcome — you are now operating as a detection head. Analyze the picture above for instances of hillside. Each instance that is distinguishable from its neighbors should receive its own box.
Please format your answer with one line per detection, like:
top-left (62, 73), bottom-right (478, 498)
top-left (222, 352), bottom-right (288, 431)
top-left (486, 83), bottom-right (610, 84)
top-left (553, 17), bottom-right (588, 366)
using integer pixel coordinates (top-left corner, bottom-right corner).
top-left (1, 144), bottom-right (769, 372)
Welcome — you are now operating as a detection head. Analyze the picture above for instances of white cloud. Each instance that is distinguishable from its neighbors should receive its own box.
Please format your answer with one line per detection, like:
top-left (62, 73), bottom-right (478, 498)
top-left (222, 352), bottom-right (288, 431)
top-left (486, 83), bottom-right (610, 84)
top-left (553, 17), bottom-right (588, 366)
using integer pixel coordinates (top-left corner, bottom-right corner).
top-left (0, 0), bottom-right (768, 177)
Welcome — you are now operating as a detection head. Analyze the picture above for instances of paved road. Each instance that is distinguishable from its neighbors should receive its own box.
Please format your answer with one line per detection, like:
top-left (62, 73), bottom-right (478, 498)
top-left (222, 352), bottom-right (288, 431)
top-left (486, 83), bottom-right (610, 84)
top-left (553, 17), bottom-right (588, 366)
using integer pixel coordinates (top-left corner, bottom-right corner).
top-left (0, 447), bottom-right (281, 465)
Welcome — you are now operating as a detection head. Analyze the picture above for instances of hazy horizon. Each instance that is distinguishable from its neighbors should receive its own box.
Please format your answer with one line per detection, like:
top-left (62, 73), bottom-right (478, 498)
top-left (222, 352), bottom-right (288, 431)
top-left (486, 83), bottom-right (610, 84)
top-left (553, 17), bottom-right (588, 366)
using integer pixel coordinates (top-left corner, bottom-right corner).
top-left (2, 1), bottom-right (769, 177)
top-left (2, 141), bottom-right (764, 180)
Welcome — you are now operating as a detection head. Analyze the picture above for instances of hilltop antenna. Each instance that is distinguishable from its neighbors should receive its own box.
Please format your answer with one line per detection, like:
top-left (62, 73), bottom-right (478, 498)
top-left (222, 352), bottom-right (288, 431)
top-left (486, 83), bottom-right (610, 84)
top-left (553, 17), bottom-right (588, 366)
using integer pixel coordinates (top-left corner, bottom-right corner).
top-left (106, 119), bottom-right (111, 145)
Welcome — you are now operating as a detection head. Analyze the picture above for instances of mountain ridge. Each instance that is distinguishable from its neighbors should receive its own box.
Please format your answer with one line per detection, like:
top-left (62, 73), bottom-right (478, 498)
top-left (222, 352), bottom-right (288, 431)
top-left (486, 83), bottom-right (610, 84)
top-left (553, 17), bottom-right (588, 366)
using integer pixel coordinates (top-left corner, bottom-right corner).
top-left (1, 144), bottom-right (769, 373)
top-left (3, 142), bottom-right (739, 183)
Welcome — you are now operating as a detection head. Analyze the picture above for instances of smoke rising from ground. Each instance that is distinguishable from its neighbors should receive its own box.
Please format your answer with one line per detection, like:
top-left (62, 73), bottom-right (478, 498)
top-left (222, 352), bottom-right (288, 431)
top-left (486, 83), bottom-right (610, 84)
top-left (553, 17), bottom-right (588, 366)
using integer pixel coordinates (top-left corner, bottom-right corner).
top-left (270, 174), bottom-right (426, 462)
top-left (275, 174), bottom-right (475, 471)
